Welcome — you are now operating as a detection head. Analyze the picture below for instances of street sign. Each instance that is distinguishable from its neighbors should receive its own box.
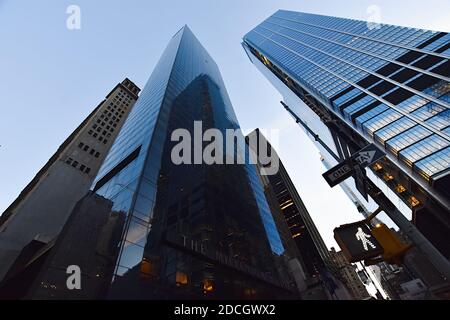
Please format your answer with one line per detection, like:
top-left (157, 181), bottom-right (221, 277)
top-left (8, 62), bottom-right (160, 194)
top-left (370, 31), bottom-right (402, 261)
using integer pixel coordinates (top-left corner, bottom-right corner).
top-left (322, 144), bottom-right (385, 188)
top-left (353, 144), bottom-right (385, 168)
top-left (334, 221), bottom-right (384, 263)
top-left (322, 160), bottom-right (354, 187)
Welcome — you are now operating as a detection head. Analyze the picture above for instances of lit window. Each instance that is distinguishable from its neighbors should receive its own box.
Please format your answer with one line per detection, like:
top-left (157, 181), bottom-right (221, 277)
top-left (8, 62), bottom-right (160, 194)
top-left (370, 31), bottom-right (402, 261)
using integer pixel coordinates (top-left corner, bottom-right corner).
top-left (408, 196), bottom-right (420, 207)
top-left (372, 163), bottom-right (383, 171)
top-left (383, 172), bottom-right (394, 181)
top-left (203, 279), bottom-right (214, 293)
top-left (176, 272), bottom-right (188, 286)
top-left (395, 184), bottom-right (406, 193)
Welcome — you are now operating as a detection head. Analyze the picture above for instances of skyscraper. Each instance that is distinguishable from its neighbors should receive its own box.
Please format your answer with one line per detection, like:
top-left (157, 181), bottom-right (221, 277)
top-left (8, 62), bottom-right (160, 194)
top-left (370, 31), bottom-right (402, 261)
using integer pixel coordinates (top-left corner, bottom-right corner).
top-left (246, 129), bottom-right (353, 299)
top-left (0, 78), bottom-right (140, 281)
top-left (27, 26), bottom-right (296, 300)
top-left (242, 10), bottom-right (450, 264)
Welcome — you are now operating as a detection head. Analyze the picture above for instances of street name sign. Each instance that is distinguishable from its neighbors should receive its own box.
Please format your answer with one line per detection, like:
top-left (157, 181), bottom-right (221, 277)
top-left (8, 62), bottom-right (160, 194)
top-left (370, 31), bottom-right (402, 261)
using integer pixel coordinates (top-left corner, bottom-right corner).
top-left (323, 144), bottom-right (385, 187)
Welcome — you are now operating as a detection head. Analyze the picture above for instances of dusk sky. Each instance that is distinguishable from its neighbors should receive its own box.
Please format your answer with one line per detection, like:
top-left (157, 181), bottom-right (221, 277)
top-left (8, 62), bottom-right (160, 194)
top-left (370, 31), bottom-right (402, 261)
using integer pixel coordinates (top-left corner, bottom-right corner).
top-left (1, 0), bottom-right (449, 248)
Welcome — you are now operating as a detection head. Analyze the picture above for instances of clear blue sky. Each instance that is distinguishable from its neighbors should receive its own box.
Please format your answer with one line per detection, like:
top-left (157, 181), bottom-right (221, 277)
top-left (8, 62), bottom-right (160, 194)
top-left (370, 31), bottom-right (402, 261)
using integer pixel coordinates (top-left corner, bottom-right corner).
top-left (1, 0), bottom-right (449, 248)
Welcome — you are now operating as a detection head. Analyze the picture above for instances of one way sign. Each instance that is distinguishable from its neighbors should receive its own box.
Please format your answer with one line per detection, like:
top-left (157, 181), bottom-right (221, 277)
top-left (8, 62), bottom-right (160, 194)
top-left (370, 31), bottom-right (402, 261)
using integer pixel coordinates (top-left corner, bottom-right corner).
top-left (323, 144), bottom-right (385, 188)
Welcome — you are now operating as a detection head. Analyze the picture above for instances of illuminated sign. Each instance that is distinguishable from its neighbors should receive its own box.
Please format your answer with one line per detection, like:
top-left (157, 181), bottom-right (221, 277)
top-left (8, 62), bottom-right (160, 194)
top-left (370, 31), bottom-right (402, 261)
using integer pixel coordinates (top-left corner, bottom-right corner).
top-left (334, 222), bottom-right (384, 263)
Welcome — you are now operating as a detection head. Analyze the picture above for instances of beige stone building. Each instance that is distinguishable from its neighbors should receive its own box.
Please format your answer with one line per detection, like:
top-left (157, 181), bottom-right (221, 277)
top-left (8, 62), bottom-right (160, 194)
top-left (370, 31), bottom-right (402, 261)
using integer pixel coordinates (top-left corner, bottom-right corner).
top-left (0, 79), bottom-right (140, 281)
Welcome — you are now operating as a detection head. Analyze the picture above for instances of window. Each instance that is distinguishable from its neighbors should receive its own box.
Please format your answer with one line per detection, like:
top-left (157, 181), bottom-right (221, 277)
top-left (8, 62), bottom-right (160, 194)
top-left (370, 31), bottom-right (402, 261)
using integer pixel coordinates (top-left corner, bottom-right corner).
top-left (414, 147), bottom-right (450, 180)
top-left (83, 145), bottom-right (89, 152)
top-left (72, 161), bottom-right (79, 168)
top-left (78, 142), bottom-right (84, 149)
top-left (80, 164), bottom-right (86, 172)
top-left (85, 167), bottom-right (91, 174)
top-left (386, 125), bottom-right (432, 155)
top-left (89, 149), bottom-right (95, 155)
top-left (95, 152), bottom-right (100, 158)
top-left (399, 134), bottom-right (449, 167)
top-left (66, 157), bottom-right (73, 165)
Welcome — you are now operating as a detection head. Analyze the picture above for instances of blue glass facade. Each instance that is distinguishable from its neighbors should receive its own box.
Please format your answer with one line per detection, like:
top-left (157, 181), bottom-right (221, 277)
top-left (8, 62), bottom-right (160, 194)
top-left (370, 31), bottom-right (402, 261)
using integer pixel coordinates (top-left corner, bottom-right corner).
top-left (88, 26), bottom-right (290, 299)
top-left (243, 10), bottom-right (450, 258)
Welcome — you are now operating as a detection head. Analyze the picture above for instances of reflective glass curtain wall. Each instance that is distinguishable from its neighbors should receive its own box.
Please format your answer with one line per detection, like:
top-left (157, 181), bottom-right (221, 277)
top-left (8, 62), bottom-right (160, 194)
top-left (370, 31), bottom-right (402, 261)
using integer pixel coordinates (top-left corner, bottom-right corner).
top-left (243, 10), bottom-right (450, 258)
top-left (90, 26), bottom-right (289, 299)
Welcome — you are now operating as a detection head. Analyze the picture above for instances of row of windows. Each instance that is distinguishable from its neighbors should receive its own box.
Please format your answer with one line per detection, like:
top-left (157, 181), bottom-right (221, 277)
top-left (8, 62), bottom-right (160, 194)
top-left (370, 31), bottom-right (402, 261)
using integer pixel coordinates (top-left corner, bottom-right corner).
top-left (264, 21), bottom-right (449, 105)
top-left (65, 157), bottom-right (92, 174)
top-left (92, 124), bottom-right (113, 137)
top-left (77, 142), bottom-right (100, 158)
top-left (249, 37), bottom-right (450, 182)
top-left (107, 102), bottom-right (127, 113)
top-left (252, 24), bottom-right (449, 123)
top-left (252, 12), bottom-right (450, 182)
top-left (99, 115), bottom-right (118, 128)
top-left (257, 15), bottom-right (450, 116)
top-left (331, 83), bottom-right (450, 179)
top-left (274, 11), bottom-right (444, 56)
top-left (88, 106), bottom-right (124, 144)
top-left (399, 134), bottom-right (449, 167)
top-left (88, 129), bottom-right (109, 144)
top-left (114, 92), bottom-right (132, 107)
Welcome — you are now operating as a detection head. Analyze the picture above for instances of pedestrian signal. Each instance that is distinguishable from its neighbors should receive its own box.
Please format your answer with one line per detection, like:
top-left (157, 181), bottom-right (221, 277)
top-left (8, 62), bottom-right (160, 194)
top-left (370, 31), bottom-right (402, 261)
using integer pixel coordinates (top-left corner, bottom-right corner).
top-left (334, 221), bottom-right (384, 263)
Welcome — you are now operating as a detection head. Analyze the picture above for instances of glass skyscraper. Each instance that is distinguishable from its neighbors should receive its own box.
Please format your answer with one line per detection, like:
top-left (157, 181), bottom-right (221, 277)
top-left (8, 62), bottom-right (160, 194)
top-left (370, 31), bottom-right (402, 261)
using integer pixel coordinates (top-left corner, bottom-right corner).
top-left (27, 26), bottom-right (296, 299)
top-left (243, 10), bottom-right (450, 260)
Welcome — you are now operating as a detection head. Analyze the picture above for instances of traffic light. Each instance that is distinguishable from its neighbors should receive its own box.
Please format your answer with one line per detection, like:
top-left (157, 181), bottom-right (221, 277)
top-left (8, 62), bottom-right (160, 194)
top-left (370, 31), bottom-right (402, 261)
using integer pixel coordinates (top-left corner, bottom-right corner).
top-left (334, 222), bottom-right (384, 263)
top-left (370, 224), bottom-right (411, 265)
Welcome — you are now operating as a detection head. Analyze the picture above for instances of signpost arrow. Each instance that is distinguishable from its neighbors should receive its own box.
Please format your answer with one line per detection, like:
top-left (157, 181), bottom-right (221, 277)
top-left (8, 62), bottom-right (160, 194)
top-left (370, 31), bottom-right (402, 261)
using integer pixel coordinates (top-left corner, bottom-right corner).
top-left (354, 145), bottom-right (384, 167)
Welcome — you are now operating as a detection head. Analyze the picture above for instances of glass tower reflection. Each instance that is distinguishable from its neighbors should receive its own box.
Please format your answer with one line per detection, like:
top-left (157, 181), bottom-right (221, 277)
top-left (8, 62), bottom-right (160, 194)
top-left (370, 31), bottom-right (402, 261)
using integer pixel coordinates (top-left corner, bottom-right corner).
top-left (243, 10), bottom-right (450, 259)
top-left (90, 26), bottom-right (291, 299)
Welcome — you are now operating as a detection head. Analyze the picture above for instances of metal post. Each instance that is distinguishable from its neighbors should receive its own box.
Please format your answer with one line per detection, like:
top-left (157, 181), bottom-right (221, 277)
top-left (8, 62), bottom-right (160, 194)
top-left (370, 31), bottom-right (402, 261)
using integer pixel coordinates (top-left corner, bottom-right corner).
top-left (364, 207), bottom-right (383, 224)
